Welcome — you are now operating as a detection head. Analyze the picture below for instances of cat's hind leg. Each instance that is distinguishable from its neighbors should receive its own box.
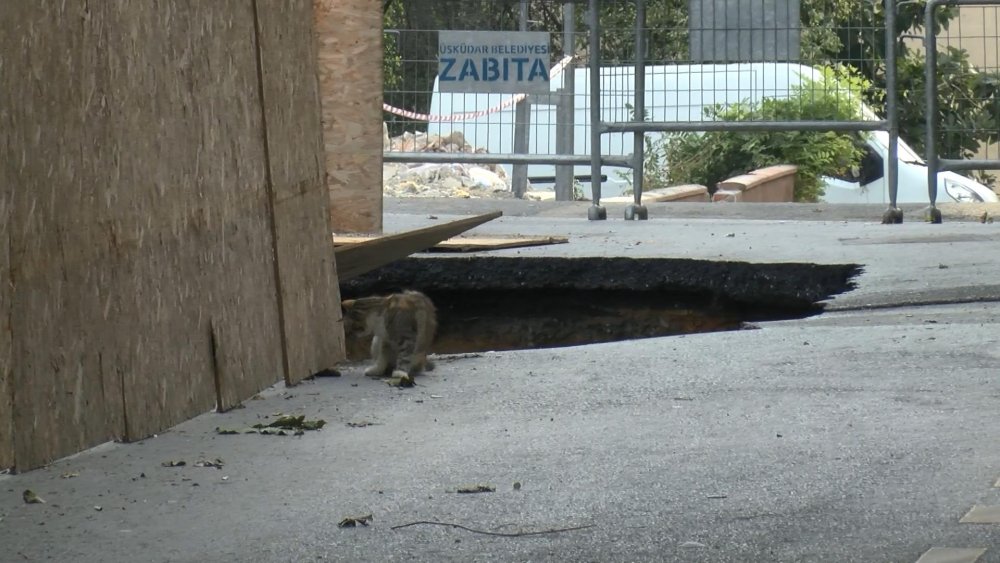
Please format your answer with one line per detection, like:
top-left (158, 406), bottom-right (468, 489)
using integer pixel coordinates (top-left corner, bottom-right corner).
top-left (392, 333), bottom-right (420, 378)
top-left (364, 335), bottom-right (394, 377)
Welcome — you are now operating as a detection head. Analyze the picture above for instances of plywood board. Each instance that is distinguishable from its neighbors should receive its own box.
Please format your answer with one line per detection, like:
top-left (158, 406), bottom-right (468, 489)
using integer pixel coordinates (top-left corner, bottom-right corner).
top-left (0, 78), bottom-right (12, 470)
top-left (3, 0), bottom-right (351, 471)
top-left (98, 1), bottom-right (286, 437)
top-left (5, 1), bottom-right (125, 469)
top-left (334, 212), bottom-right (502, 281)
top-left (1, 0), bottom-right (358, 470)
top-left (335, 234), bottom-right (569, 253)
top-left (315, 0), bottom-right (384, 233)
top-left (255, 0), bottom-right (346, 387)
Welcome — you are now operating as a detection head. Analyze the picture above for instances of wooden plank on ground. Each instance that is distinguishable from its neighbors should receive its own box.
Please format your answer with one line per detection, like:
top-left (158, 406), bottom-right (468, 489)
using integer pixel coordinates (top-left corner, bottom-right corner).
top-left (255, 0), bottom-right (346, 387)
top-left (334, 234), bottom-right (569, 253)
top-left (334, 212), bottom-right (502, 281)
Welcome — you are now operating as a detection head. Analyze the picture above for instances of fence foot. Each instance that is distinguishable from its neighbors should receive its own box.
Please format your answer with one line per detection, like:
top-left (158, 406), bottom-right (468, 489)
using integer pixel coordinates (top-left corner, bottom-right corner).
top-left (624, 204), bottom-right (648, 220)
top-left (924, 206), bottom-right (943, 224)
top-left (587, 205), bottom-right (607, 221)
top-left (881, 207), bottom-right (904, 224)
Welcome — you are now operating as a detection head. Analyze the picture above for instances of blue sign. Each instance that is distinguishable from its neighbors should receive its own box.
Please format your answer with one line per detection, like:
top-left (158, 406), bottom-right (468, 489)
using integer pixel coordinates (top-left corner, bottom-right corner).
top-left (438, 31), bottom-right (551, 94)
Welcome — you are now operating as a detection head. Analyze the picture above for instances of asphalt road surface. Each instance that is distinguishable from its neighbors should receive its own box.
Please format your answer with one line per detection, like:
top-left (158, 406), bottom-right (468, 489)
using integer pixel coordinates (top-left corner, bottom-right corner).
top-left (1, 203), bottom-right (998, 562)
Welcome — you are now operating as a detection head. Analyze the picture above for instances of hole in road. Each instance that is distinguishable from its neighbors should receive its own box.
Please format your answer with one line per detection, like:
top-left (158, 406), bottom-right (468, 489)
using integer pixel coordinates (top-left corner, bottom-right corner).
top-left (340, 256), bottom-right (861, 357)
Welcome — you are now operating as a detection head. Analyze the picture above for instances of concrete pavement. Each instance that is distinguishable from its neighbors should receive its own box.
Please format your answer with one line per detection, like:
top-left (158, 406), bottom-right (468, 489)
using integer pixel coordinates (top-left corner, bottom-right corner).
top-left (1, 200), bottom-right (998, 563)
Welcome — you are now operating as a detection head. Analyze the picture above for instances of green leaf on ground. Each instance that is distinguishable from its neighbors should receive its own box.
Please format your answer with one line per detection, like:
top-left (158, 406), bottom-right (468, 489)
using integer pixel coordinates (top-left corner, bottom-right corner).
top-left (387, 374), bottom-right (415, 388)
top-left (22, 489), bottom-right (45, 504)
top-left (217, 415), bottom-right (326, 436)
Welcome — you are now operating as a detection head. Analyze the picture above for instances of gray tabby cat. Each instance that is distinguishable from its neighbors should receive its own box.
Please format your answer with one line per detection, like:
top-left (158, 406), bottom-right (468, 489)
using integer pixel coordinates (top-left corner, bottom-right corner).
top-left (341, 290), bottom-right (437, 379)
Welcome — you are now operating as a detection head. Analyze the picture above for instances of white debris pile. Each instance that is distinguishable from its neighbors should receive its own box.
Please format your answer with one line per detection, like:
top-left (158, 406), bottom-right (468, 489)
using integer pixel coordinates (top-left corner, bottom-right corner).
top-left (383, 162), bottom-right (515, 198)
top-left (383, 125), bottom-right (521, 199)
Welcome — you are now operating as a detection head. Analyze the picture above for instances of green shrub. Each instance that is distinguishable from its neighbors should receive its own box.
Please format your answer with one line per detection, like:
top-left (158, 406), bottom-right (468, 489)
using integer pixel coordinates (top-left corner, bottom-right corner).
top-left (656, 66), bottom-right (872, 203)
top-left (616, 114), bottom-right (672, 197)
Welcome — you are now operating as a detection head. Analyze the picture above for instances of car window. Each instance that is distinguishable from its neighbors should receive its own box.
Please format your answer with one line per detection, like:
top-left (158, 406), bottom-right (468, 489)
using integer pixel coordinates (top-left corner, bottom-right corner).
top-left (872, 130), bottom-right (924, 163)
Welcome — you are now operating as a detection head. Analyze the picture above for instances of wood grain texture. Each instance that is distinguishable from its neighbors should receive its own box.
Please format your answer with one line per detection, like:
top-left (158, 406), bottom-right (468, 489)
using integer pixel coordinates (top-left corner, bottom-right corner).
top-left (0, 13), bottom-right (11, 467)
top-left (3, 1), bottom-right (298, 469)
top-left (334, 235), bottom-right (569, 253)
top-left (315, 0), bottom-right (384, 233)
top-left (0, 186), bottom-right (10, 469)
top-left (3, 0), bottom-right (344, 470)
top-left (254, 0), bottom-right (346, 387)
top-left (97, 1), bottom-right (284, 434)
top-left (333, 212), bottom-right (503, 281)
top-left (5, 1), bottom-right (125, 469)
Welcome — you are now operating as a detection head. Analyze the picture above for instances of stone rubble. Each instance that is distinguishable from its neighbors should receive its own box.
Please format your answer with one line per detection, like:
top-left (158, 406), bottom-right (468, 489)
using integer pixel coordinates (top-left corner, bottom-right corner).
top-left (383, 125), bottom-right (525, 200)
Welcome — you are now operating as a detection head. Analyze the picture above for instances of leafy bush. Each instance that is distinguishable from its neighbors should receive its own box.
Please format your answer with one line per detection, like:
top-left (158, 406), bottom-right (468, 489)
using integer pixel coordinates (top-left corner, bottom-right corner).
top-left (656, 66), bottom-right (871, 202)
top-left (896, 46), bottom-right (1000, 161)
top-left (616, 103), bottom-right (672, 197)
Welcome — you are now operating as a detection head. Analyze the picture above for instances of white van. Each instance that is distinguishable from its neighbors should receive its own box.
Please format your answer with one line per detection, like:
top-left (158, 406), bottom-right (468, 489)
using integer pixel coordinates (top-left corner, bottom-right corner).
top-left (427, 62), bottom-right (999, 204)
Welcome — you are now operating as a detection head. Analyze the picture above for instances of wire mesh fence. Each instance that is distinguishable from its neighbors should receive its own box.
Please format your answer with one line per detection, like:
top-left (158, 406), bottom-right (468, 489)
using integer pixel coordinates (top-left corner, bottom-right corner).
top-left (381, 0), bottom-right (1000, 217)
top-left (923, 1), bottom-right (1000, 211)
top-left (383, 0), bottom-right (592, 201)
top-left (383, 0), bottom-right (533, 137)
top-left (596, 0), bottom-right (897, 214)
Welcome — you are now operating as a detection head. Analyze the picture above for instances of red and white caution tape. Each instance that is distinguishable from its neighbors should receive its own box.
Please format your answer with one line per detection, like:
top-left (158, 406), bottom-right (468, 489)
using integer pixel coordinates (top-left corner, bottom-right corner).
top-left (382, 55), bottom-right (574, 123)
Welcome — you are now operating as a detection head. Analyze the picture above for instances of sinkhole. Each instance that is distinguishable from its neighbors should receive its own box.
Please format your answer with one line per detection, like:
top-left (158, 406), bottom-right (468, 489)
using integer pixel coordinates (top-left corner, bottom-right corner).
top-left (339, 256), bottom-right (862, 357)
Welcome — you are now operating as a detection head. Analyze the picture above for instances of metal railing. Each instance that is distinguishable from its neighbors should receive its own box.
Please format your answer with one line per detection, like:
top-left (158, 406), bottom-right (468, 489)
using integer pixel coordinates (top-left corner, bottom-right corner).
top-left (924, 0), bottom-right (1000, 223)
top-left (592, 0), bottom-right (898, 221)
top-left (383, 0), bottom-right (904, 221)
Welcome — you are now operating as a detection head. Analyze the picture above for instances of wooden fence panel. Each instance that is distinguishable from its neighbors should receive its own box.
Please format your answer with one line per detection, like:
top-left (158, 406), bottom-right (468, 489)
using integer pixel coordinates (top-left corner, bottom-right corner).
top-left (4, 0), bottom-right (345, 470)
top-left (0, 191), bottom-right (10, 469)
top-left (255, 0), bottom-right (346, 386)
top-left (315, 0), bottom-right (384, 234)
top-left (96, 1), bottom-right (286, 434)
top-left (0, 57), bottom-right (11, 468)
top-left (5, 2), bottom-right (126, 469)
top-left (0, 0), bottom-right (10, 469)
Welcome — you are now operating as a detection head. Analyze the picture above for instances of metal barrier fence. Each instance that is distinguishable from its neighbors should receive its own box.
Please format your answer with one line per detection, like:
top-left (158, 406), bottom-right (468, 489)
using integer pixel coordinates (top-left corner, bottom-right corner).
top-left (590, 0), bottom-right (897, 221)
top-left (925, 0), bottom-right (1000, 223)
top-left (382, 0), bottom-right (903, 221)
